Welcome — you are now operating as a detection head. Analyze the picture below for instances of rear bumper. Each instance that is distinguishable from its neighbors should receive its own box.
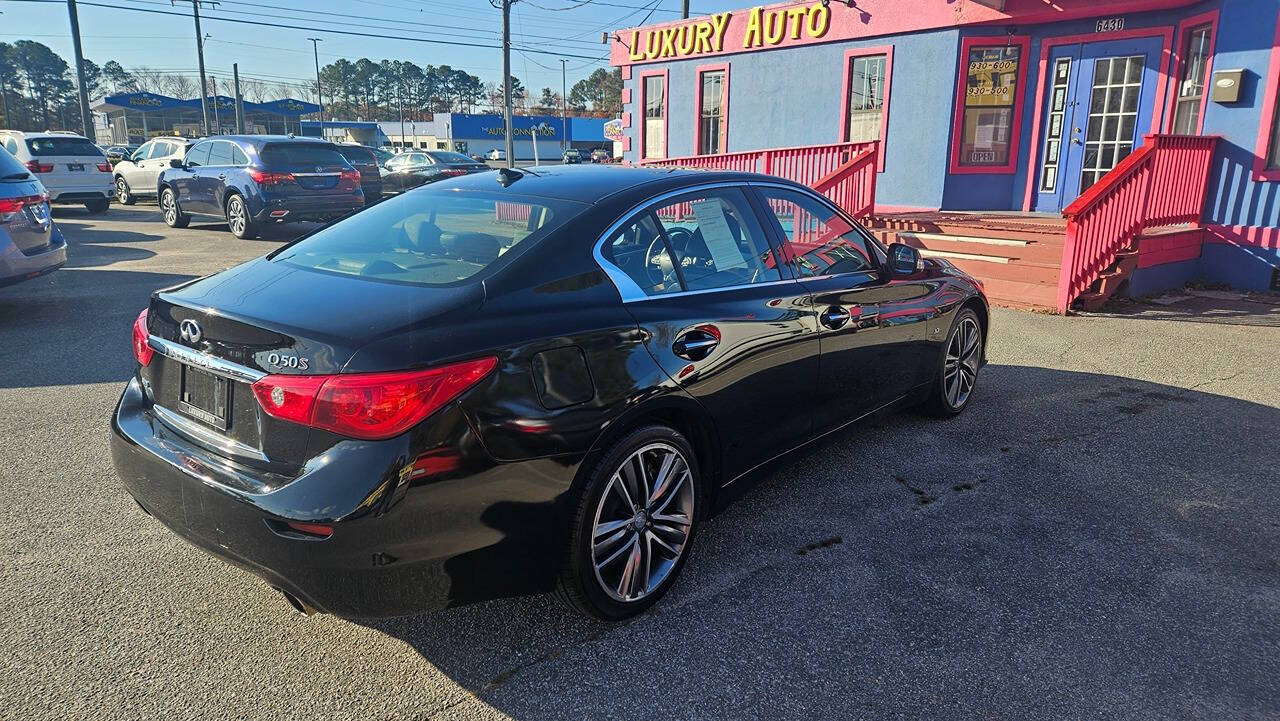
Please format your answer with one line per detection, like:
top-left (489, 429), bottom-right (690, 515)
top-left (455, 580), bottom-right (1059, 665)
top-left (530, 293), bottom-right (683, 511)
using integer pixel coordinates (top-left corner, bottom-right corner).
top-left (253, 195), bottom-right (365, 223)
top-left (110, 376), bottom-right (573, 617)
top-left (46, 181), bottom-right (114, 203)
top-left (0, 230), bottom-right (67, 288)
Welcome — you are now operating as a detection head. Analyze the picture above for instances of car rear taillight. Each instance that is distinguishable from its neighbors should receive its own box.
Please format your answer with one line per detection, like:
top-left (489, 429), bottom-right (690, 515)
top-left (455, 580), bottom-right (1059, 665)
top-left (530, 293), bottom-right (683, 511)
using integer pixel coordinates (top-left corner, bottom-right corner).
top-left (248, 169), bottom-right (294, 185)
top-left (250, 357), bottom-right (497, 440)
top-left (132, 309), bottom-right (153, 367)
top-left (96, 162), bottom-right (111, 173)
top-left (24, 160), bottom-right (53, 173)
top-left (0, 193), bottom-right (45, 218)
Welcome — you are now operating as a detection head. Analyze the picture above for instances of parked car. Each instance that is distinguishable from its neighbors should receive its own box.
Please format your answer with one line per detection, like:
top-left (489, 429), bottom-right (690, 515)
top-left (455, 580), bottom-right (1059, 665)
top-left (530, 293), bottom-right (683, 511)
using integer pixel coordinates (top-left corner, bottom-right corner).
top-left (470, 153), bottom-right (488, 163)
top-left (113, 137), bottom-right (197, 205)
top-left (0, 131), bottom-right (113, 213)
top-left (0, 146), bottom-right (66, 288)
top-left (111, 165), bottom-right (989, 621)
top-left (102, 145), bottom-right (140, 166)
top-left (486, 148), bottom-right (506, 161)
top-left (380, 150), bottom-right (488, 194)
top-left (370, 147), bottom-right (395, 166)
top-left (590, 148), bottom-right (611, 163)
top-left (157, 135), bottom-right (364, 239)
top-left (562, 148), bottom-right (582, 164)
top-left (334, 143), bottom-right (384, 200)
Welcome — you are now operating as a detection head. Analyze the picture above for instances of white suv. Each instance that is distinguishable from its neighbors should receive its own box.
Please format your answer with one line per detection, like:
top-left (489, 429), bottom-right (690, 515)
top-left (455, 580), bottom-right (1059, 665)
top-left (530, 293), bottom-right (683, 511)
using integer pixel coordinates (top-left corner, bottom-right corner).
top-left (112, 137), bottom-right (196, 205)
top-left (0, 131), bottom-right (114, 213)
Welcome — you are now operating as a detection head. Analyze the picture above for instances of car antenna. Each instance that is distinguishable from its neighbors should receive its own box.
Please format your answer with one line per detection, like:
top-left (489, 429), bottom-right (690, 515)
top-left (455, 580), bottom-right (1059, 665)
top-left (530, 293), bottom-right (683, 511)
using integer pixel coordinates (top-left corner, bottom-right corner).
top-left (497, 167), bottom-right (524, 187)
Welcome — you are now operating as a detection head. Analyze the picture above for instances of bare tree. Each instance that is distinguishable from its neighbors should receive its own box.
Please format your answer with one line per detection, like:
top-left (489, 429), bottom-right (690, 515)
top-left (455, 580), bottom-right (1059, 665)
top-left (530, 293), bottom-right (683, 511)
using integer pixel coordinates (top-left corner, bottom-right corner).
top-left (159, 73), bottom-right (196, 98)
top-left (129, 66), bottom-right (165, 94)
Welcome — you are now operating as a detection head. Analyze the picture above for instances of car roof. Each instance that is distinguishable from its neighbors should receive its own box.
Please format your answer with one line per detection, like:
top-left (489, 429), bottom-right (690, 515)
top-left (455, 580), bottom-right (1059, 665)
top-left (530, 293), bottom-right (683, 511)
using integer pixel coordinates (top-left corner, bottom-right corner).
top-left (440, 164), bottom-right (804, 204)
top-left (207, 135), bottom-right (333, 147)
top-left (4, 131), bottom-right (90, 140)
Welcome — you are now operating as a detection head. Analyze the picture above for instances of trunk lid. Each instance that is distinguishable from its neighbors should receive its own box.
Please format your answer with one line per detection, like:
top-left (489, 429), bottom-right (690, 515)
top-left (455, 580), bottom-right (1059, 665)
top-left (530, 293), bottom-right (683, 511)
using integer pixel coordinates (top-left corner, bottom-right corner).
top-left (0, 176), bottom-right (53, 256)
top-left (144, 256), bottom-right (484, 470)
top-left (259, 142), bottom-right (356, 196)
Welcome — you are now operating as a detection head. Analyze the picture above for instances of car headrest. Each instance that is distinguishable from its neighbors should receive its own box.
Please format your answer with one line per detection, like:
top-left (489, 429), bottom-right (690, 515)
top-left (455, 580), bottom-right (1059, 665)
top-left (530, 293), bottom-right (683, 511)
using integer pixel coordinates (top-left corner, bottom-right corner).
top-left (443, 232), bottom-right (501, 264)
top-left (404, 216), bottom-right (443, 254)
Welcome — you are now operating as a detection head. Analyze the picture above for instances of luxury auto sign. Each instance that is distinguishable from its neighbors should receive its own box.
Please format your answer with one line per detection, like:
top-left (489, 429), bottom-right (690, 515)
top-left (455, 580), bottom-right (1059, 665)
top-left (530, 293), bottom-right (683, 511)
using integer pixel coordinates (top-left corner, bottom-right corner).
top-left (624, 1), bottom-right (831, 62)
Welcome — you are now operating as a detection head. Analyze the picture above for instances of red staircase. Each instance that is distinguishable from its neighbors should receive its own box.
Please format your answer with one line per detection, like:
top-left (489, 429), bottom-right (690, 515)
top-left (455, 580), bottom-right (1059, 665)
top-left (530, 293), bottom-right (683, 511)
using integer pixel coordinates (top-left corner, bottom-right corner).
top-left (641, 134), bottom-right (1218, 313)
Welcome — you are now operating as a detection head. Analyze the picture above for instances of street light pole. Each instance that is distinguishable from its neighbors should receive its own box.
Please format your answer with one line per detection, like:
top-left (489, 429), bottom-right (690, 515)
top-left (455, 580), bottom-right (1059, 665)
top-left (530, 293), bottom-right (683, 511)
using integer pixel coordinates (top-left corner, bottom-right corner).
top-left (307, 37), bottom-right (324, 130)
top-left (501, 0), bottom-right (514, 168)
top-left (66, 0), bottom-right (94, 139)
top-left (560, 58), bottom-right (567, 153)
top-left (682, 0), bottom-right (689, 18)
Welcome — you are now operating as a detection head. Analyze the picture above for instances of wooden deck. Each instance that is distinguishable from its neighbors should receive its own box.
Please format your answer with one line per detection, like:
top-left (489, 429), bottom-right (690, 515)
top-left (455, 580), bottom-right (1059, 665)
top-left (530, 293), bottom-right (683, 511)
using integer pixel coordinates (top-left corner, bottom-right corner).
top-left (864, 211), bottom-right (1069, 312)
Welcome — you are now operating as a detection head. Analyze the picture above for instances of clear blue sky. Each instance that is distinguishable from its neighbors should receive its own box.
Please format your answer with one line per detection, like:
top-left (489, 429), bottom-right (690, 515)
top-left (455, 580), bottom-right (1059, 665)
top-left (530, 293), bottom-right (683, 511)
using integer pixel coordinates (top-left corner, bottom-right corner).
top-left (0, 0), bottom-right (743, 99)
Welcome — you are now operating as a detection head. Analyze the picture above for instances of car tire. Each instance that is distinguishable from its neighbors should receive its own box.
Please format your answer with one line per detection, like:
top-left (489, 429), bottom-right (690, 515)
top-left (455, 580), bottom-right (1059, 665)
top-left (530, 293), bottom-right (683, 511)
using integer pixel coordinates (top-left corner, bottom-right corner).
top-left (920, 307), bottom-right (984, 417)
top-left (159, 187), bottom-right (189, 229)
top-left (84, 199), bottom-right (109, 214)
top-left (224, 193), bottom-right (258, 240)
top-left (556, 424), bottom-right (701, 621)
top-left (115, 177), bottom-right (136, 205)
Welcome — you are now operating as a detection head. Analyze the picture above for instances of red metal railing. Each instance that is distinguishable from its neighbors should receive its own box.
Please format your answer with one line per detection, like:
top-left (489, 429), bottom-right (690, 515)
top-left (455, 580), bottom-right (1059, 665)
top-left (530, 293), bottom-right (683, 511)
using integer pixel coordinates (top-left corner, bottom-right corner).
top-left (642, 141), bottom-right (878, 218)
top-left (1057, 134), bottom-right (1217, 313)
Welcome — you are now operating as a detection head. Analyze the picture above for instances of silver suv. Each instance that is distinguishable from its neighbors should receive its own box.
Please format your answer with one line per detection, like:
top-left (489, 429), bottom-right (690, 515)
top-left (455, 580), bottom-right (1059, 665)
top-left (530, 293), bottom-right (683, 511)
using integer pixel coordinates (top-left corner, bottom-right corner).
top-left (112, 137), bottom-right (196, 205)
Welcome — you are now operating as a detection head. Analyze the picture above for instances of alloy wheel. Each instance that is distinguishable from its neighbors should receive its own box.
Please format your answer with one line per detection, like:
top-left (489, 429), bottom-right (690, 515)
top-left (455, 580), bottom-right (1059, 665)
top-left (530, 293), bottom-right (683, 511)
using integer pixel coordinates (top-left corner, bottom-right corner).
top-left (590, 442), bottom-right (694, 603)
top-left (227, 198), bottom-right (246, 236)
top-left (161, 191), bottom-right (176, 224)
top-left (116, 178), bottom-right (128, 203)
top-left (944, 316), bottom-right (981, 408)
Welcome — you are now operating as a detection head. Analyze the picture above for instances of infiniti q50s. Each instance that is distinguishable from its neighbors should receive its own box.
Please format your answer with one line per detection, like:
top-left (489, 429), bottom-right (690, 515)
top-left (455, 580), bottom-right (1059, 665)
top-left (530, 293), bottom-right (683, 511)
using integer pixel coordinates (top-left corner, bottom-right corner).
top-left (111, 165), bottom-right (989, 621)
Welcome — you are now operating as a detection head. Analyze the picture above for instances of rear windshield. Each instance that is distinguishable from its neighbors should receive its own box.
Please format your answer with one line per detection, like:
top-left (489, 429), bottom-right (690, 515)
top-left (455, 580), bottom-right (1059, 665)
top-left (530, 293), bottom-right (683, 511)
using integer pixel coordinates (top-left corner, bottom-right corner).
top-left (271, 188), bottom-right (584, 286)
top-left (260, 143), bottom-right (346, 166)
top-left (426, 151), bottom-right (478, 165)
top-left (26, 137), bottom-right (103, 157)
top-left (337, 146), bottom-right (376, 165)
top-left (0, 147), bottom-right (30, 179)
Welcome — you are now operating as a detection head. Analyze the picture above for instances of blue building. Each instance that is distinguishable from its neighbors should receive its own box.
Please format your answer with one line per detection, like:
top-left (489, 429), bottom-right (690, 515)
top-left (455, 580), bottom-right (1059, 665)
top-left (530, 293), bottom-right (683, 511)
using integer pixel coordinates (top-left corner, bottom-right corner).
top-left (611, 0), bottom-right (1280, 302)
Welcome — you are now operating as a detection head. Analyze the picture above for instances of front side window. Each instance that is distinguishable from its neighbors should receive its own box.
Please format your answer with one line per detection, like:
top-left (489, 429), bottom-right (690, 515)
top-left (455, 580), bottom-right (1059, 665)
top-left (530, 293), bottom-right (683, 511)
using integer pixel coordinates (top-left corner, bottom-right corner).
top-left (133, 141), bottom-right (154, 161)
top-left (604, 188), bottom-right (779, 296)
top-left (643, 74), bottom-right (666, 159)
top-left (1172, 25), bottom-right (1213, 134)
top-left (845, 53), bottom-right (887, 144)
top-left (185, 142), bottom-right (211, 167)
top-left (272, 189), bottom-right (583, 286)
top-left (755, 187), bottom-right (879, 278)
top-left (698, 69), bottom-right (726, 155)
top-left (958, 44), bottom-right (1023, 167)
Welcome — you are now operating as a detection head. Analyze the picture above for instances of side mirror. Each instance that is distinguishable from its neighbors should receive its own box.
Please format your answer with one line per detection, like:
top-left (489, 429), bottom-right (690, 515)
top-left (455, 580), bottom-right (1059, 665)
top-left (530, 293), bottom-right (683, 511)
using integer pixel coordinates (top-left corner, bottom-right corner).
top-left (169, 158), bottom-right (184, 169)
top-left (887, 242), bottom-right (923, 277)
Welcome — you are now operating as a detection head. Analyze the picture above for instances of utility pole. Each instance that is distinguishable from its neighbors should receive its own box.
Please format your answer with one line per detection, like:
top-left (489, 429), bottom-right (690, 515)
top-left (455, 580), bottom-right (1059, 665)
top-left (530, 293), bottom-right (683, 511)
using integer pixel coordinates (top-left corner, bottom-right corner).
top-left (398, 82), bottom-right (405, 151)
top-left (682, 0), bottom-right (689, 18)
top-left (210, 75), bottom-right (220, 133)
top-left (560, 58), bottom-right (567, 153)
top-left (232, 63), bottom-right (244, 133)
top-left (501, 0), bottom-right (514, 168)
top-left (307, 37), bottom-right (324, 129)
top-left (174, 0), bottom-right (216, 136)
top-left (66, 1), bottom-right (94, 139)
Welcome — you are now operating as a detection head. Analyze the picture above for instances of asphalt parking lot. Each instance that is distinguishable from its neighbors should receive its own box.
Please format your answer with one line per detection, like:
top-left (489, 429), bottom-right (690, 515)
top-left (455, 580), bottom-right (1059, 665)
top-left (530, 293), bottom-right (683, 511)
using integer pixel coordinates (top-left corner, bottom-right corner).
top-left (1, 204), bottom-right (1277, 720)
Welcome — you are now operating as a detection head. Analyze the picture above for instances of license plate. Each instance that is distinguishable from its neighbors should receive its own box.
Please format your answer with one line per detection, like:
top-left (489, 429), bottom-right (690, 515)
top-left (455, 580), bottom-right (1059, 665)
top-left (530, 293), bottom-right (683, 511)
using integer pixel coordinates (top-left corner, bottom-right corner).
top-left (178, 365), bottom-right (230, 430)
top-left (68, 163), bottom-right (84, 171)
top-left (26, 203), bottom-right (48, 224)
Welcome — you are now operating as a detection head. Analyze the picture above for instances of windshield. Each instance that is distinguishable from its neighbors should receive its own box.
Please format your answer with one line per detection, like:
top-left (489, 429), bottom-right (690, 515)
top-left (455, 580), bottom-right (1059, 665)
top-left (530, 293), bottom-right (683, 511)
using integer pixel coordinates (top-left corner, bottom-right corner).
top-left (272, 188), bottom-right (585, 286)
top-left (26, 137), bottom-right (103, 157)
top-left (427, 151), bottom-right (479, 165)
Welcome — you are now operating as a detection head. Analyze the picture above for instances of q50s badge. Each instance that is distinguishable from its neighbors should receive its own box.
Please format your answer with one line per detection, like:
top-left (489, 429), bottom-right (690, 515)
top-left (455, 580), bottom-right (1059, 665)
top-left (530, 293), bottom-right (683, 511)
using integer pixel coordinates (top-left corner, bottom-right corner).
top-left (263, 352), bottom-right (310, 371)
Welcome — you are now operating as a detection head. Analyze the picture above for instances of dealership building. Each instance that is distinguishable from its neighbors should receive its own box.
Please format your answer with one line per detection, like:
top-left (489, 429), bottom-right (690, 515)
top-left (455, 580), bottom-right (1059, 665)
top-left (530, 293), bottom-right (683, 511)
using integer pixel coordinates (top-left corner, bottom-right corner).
top-left (302, 113), bottom-right (611, 159)
top-left (610, 0), bottom-right (1280, 307)
top-left (92, 92), bottom-right (320, 143)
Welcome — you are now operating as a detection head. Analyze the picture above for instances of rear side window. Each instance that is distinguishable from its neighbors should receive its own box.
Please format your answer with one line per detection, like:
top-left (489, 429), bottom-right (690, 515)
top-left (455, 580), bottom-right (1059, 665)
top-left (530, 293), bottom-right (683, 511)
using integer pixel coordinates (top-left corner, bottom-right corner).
top-left (427, 151), bottom-right (475, 164)
top-left (2, 137), bottom-right (18, 155)
top-left (261, 143), bottom-right (346, 167)
top-left (755, 187), bottom-right (880, 278)
top-left (230, 144), bottom-right (249, 166)
top-left (26, 137), bottom-right (103, 157)
top-left (272, 189), bottom-right (584, 286)
top-left (207, 141), bottom-right (235, 166)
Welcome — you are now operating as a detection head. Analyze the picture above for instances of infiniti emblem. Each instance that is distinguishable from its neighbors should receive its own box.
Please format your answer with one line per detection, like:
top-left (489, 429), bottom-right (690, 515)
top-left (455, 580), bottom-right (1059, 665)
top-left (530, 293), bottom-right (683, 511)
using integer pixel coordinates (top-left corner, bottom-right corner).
top-left (315, 166), bottom-right (324, 173)
top-left (179, 318), bottom-right (202, 345)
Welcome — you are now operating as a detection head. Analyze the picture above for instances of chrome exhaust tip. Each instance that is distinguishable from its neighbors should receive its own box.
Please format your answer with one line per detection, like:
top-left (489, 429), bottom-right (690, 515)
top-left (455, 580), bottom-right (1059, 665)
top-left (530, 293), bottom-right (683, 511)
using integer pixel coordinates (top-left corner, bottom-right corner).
top-left (274, 586), bottom-right (317, 616)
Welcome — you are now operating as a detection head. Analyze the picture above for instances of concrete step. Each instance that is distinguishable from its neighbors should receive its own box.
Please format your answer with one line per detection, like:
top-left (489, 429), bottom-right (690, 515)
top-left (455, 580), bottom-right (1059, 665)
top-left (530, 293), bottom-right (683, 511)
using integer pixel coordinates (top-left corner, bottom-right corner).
top-left (943, 258), bottom-right (1062, 285)
top-left (980, 277), bottom-right (1060, 312)
top-left (870, 229), bottom-right (1066, 266)
top-left (894, 231), bottom-right (1030, 248)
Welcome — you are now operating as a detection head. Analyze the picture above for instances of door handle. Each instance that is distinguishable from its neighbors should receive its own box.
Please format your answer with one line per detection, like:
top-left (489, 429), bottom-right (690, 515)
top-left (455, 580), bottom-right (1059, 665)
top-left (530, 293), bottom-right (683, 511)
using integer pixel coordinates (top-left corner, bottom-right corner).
top-left (819, 306), bottom-right (850, 330)
top-left (673, 328), bottom-right (719, 361)
top-left (218, 174), bottom-right (227, 180)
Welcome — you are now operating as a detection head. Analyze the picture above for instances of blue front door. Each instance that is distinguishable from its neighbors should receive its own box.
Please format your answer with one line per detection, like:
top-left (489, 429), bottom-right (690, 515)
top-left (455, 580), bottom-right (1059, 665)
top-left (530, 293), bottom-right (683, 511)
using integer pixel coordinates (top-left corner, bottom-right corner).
top-left (1033, 36), bottom-right (1163, 212)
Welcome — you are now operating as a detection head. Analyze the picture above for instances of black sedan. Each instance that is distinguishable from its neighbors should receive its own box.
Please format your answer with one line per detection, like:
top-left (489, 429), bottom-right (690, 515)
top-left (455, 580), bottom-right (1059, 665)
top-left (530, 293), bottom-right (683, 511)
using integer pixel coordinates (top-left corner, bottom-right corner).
top-left (380, 150), bottom-right (488, 194)
top-left (111, 166), bottom-right (988, 621)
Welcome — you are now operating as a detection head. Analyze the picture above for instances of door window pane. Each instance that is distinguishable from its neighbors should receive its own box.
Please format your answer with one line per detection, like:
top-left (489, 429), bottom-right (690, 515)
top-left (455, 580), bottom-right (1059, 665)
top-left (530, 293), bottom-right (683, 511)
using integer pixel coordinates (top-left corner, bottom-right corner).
top-left (207, 141), bottom-right (234, 166)
top-left (959, 44), bottom-right (1022, 166)
top-left (845, 54), bottom-right (886, 144)
top-left (185, 142), bottom-right (211, 167)
top-left (698, 69), bottom-right (726, 155)
top-left (756, 187), bottom-right (878, 278)
top-left (643, 75), bottom-right (665, 159)
top-left (604, 213), bottom-right (680, 297)
top-left (649, 188), bottom-right (779, 292)
top-left (1040, 57), bottom-right (1072, 192)
top-left (1080, 54), bottom-right (1144, 192)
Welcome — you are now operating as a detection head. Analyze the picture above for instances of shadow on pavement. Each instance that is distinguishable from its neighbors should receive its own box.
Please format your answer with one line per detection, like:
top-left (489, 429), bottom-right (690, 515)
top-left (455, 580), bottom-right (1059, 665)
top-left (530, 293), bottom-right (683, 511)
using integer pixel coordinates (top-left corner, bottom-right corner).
top-left (361, 363), bottom-right (1279, 719)
top-left (1099, 292), bottom-right (1280, 327)
top-left (0, 268), bottom-right (197, 388)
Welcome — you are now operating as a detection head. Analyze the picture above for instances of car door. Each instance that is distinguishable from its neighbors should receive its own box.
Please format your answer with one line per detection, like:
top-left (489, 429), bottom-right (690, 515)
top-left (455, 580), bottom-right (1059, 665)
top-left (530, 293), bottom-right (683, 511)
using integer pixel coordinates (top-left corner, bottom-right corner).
top-left (139, 140), bottom-right (172, 194)
top-left (120, 140), bottom-right (153, 189)
top-left (199, 140), bottom-right (235, 213)
top-left (173, 140), bottom-right (210, 211)
top-left (599, 185), bottom-right (820, 483)
top-left (383, 155), bottom-right (407, 192)
top-left (751, 184), bottom-right (939, 431)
